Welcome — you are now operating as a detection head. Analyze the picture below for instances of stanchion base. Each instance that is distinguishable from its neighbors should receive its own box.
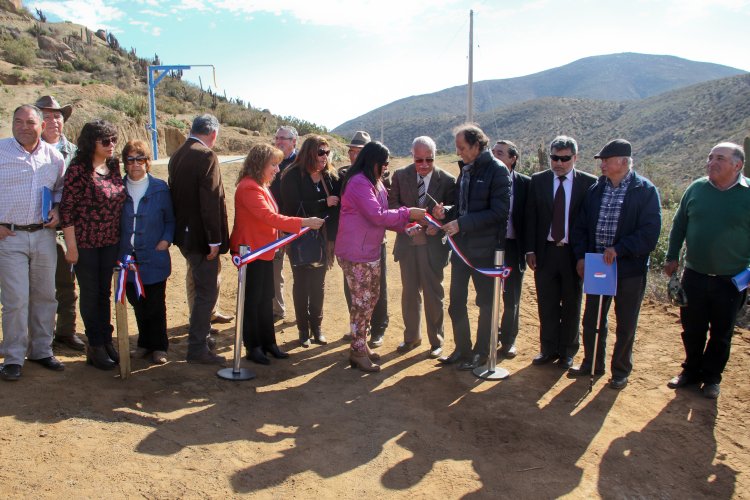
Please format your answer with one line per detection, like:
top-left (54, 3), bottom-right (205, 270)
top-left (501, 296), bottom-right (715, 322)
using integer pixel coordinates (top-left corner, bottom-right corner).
top-left (217, 367), bottom-right (256, 381)
top-left (473, 364), bottom-right (510, 380)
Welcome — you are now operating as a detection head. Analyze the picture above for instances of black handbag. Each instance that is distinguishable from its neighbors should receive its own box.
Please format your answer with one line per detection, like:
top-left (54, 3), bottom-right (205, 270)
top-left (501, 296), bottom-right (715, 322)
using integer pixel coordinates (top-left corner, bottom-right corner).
top-left (288, 202), bottom-right (325, 268)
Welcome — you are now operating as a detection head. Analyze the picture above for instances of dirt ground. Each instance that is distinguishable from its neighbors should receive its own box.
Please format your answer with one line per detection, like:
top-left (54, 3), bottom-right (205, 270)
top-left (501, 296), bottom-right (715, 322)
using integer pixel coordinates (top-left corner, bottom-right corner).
top-left (1, 159), bottom-right (749, 499)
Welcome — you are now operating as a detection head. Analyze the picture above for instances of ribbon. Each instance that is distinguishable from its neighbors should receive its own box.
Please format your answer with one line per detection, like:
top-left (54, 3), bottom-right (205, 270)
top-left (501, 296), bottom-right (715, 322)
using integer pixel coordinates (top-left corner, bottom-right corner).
top-left (232, 226), bottom-right (313, 269)
top-left (423, 213), bottom-right (512, 279)
top-left (114, 255), bottom-right (146, 304)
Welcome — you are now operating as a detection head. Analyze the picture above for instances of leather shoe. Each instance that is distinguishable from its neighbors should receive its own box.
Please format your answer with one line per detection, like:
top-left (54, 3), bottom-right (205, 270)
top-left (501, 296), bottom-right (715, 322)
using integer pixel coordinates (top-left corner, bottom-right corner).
top-left (557, 356), bottom-right (574, 369)
top-left (265, 344), bottom-right (289, 359)
top-left (667, 372), bottom-right (699, 389)
top-left (369, 333), bottom-right (384, 348)
top-left (186, 350), bottom-right (227, 366)
top-left (211, 311), bottom-right (234, 324)
top-left (104, 342), bottom-right (120, 364)
top-left (28, 356), bottom-right (65, 371)
top-left (532, 353), bottom-right (559, 365)
top-left (397, 339), bottom-right (422, 353)
top-left (458, 354), bottom-right (486, 371)
top-left (703, 383), bottom-right (720, 399)
top-left (86, 345), bottom-right (116, 370)
top-left (568, 364), bottom-right (605, 376)
top-left (438, 350), bottom-right (464, 365)
top-left (54, 334), bottom-right (86, 351)
top-left (609, 377), bottom-right (628, 390)
top-left (428, 345), bottom-right (443, 359)
top-left (500, 344), bottom-right (517, 359)
top-left (311, 329), bottom-right (328, 345)
top-left (0, 363), bottom-right (22, 381)
top-left (246, 347), bottom-right (270, 365)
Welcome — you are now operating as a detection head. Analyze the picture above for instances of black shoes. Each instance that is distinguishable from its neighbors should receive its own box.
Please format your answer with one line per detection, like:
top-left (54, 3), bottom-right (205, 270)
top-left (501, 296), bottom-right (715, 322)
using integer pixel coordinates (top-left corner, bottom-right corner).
top-left (299, 331), bottom-right (311, 348)
top-left (532, 353), bottom-right (559, 365)
top-left (557, 356), bottom-right (574, 369)
top-left (667, 372), bottom-right (699, 389)
top-left (54, 334), bottom-right (86, 351)
top-left (312, 330), bottom-right (328, 345)
top-left (609, 377), bottom-right (628, 390)
top-left (104, 342), bottom-right (120, 364)
top-left (438, 350), bottom-right (464, 365)
top-left (265, 344), bottom-right (289, 359)
top-left (86, 345), bottom-right (116, 370)
top-left (458, 354), bottom-right (486, 371)
top-left (397, 339), bottom-right (422, 353)
top-left (702, 383), bottom-right (721, 399)
top-left (0, 364), bottom-right (22, 381)
top-left (500, 344), bottom-right (517, 359)
top-left (186, 350), bottom-right (227, 366)
top-left (246, 347), bottom-right (270, 365)
top-left (28, 356), bottom-right (65, 371)
top-left (569, 364), bottom-right (605, 376)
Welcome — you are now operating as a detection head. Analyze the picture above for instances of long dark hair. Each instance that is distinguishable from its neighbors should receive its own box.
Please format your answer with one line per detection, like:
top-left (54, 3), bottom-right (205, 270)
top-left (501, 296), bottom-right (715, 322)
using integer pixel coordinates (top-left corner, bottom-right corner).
top-left (341, 141), bottom-right (389, 195)
top-left (71, 120), bottom-right (120, 173)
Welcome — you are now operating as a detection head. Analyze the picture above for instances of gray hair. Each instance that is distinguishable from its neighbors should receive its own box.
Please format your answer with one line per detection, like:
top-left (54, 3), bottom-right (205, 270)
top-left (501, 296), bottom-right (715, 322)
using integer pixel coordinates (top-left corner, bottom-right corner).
top-left (14, 104), bottom-right (43, 121)
top-left (191, 114), bottom-right (220, 135)
top-left (411, 136), bottom-right (436, 155)
top-left (712, 142), bottom-right (745, 165)
top-left (276, 126), bottom-right (298, 141)
top-left (550, 135), bottom-right (578, 155)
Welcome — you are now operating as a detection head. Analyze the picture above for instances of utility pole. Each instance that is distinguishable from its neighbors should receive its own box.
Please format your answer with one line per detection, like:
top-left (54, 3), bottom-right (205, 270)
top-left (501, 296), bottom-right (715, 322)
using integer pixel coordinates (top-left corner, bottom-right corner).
top-left (467, 9), bottom-right (474, 123)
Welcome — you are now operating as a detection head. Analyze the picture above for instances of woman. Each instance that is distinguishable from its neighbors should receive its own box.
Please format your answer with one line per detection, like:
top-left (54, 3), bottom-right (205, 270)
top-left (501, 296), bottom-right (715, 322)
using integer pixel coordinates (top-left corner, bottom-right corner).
top-left (280, 135), bottom-right (340, 347)
top-left (229, 144), bottom-right (324, 365)
top-left (60, 120), bottom-right (126, 370)
top-left (119, 140), bottom-right (175, 364)
top-left (335, 141), bottom-right (425, 372)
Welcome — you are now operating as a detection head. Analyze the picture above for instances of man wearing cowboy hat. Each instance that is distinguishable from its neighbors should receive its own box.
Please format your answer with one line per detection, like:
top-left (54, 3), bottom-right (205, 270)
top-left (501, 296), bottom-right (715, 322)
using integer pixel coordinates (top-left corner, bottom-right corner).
top-left (35, 95), bottom-right (85, 352)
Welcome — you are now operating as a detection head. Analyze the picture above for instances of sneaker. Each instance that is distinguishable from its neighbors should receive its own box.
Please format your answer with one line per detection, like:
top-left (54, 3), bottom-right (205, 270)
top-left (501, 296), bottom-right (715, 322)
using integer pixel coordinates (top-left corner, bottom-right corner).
top-left (369, 333), bottom-right (384, 348)
top-left (152, 351), bottom-right (168, 364)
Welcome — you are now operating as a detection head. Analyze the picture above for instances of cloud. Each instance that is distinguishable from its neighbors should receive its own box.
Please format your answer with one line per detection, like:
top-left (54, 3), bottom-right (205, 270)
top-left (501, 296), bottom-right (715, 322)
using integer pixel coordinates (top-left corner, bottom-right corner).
top-left (27, 0), bottom-right (126, 31)
top-left (140, 8), bottom-right (167, 17)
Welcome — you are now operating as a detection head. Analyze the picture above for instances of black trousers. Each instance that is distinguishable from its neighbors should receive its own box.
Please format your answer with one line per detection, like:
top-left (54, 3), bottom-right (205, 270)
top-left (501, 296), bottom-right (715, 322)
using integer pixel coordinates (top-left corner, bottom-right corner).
top-left (291, 264), bottom-right (326, 335)
top-left (75, 245), bottom-right (118, 347)
top-left (534, 243), bottom-right (582, 358)
top-left (126, 280), bottom-right (168, 352)
top-left (500, 240), bottom-right (525, 348)
top-left (242, 259), bottom-right (276, 351)
top-left (54, 239), bottom-right (77, 337)
top-left (343, 242), bottom-right (389, 335)
top-left (679, 268), bottom-right (747, 384)
top-left (448, 253), bottom-right (494, 356)
top-left (581, 274), bottom-right (647, 379)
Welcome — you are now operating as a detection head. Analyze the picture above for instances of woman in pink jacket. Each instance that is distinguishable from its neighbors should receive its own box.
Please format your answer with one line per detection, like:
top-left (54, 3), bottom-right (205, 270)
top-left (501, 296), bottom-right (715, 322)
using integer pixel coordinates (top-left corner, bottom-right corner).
top-left (335, 142), bottom-right (425, 372)
top-left (229, 144), bottom-right (324, 365)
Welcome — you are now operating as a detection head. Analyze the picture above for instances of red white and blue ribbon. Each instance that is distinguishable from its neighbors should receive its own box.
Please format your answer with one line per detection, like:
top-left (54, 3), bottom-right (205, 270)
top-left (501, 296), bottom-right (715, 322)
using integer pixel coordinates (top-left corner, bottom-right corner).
top-left (232, 226), bottom-right (313, 269)
top-left (422, 213), bottom-right (512, 279)
top-left (114, 255), bottom-right (146, 303)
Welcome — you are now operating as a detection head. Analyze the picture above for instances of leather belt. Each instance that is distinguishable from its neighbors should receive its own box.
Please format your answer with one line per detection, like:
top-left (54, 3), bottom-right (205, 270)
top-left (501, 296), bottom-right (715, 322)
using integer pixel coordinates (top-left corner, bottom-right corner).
top-left (1, 223), bottom-right (45, 232)
top-left (546, 240), bottom-right (567, 247)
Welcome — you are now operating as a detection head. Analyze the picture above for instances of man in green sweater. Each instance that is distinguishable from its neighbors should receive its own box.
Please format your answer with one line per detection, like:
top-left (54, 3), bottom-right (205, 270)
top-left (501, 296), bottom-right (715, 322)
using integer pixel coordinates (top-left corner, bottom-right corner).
top-left (664, 142), bottom-right (749, 399)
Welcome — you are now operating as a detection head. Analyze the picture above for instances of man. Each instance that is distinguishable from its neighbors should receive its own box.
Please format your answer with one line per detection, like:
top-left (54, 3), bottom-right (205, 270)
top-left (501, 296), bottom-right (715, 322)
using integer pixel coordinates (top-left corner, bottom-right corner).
top-left (664, 142), bottom-right (749, 399)
top-left (436, 124), bottom-right (511, 370)
top-left (34, 95), bottom-right (85, 352)
top-left (525, 136), bottom-right (596, 369)
top-left (168, 114), bottom-right (228, 365)
top-left (491, 140), bottom-right (530, 358)
top-left (389, 136), bottom-right (456, 358)
top-left (339, 131), bottom-right (390, 347)
top-left (269, 126), bottom-right (298, 323)
top-left (0, 105), bottom-right (66, 381)
top-left (570, 139), bottom-right (661, 390)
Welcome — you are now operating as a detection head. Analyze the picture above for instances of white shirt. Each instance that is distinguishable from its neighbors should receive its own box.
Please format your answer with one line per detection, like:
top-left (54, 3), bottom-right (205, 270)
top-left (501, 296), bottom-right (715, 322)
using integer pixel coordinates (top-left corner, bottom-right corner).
top-left (127, 176), bottom-right (149, 247)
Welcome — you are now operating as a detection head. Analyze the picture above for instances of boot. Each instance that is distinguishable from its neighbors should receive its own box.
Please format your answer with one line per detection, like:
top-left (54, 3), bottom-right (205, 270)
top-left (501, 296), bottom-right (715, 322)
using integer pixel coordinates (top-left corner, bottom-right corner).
top-left (349, 350), bottom-right (380, 372)
top-left (104, 342), bottom-right (120, 364)
top-left (86, 345), bottom-right (116, 370)
top-left (265, 344), bottom-right (289, 359)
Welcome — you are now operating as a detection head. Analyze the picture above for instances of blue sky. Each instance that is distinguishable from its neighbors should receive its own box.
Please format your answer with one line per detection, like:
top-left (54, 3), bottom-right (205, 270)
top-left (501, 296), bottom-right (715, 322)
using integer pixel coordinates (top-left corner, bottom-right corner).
top-left (28, 0), bottom-right (750, 130)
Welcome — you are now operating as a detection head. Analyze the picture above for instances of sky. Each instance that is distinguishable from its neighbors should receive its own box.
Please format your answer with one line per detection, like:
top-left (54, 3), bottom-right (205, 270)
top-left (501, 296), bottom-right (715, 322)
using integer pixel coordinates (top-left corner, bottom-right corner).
top-left (28, 0), bottom-right (750, 130)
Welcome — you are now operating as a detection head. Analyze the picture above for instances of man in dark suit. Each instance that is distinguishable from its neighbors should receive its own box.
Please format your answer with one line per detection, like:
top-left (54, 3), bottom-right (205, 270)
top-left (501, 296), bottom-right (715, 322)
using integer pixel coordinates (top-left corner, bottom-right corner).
top-left (525, 135), bottom-right (596, 369)
top-left (435, 124), bottom-right (511, 370)
top-left (491, 140), bottom-right (530, 358)
top-left (389, 136), bottom-right (456, 358)
top-left (168, 114), bottom-right (229, 365)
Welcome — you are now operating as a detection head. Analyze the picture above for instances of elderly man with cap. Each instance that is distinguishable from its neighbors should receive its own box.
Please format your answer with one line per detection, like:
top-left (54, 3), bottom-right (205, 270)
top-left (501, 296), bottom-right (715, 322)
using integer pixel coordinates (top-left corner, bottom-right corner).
top-left (34, 95), bottom-right (85, 351)
top-left (338, 131), bottom-right (390, 346)
top-left (664, 141), bottom-right (749, 399)
top-left (570, 139), bottom-right (661, 390)
top-left (0, 105), bottom-right (66, 381)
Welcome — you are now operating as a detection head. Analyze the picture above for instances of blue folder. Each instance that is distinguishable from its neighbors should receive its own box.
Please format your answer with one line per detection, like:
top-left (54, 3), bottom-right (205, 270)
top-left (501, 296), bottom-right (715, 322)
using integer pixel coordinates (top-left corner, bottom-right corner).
top-left (584, 253), bottom-right (617, 296)
top-left (41, 186), bottom-right (53, 223)
top-left (733, 268), bottom-right (750, 292)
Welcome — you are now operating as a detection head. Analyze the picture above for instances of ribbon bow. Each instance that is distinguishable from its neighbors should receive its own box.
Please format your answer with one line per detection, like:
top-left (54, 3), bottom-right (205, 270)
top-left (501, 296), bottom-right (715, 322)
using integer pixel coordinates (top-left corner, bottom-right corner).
top-left (233, 226), bottom-right (314, 269)
top-left (114, 255), bottom-right (146, 303)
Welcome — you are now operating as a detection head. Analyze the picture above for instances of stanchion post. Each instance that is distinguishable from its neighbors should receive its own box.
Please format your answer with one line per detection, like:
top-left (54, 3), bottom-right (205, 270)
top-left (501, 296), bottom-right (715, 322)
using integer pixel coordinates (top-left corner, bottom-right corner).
top-left (113, 271), bottom-right (131, 379)
top-left (218, 245), bottom-right (256, 381)
top-left (474, 249), bottom-right (510, 380)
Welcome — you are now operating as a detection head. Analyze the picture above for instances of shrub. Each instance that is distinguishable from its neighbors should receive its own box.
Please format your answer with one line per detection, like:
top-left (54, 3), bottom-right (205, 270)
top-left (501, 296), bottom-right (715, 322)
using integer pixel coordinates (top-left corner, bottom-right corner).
top-left (98, 94), bottom-right (147, 120)
top-left (57, 60), bottom-right (74, 73)
top-left (165, 117), bottom-right (186, 129)
top-left (1, 37), bottom-right (37, 66)
top-left (32, 69), bottom-right (57, 86)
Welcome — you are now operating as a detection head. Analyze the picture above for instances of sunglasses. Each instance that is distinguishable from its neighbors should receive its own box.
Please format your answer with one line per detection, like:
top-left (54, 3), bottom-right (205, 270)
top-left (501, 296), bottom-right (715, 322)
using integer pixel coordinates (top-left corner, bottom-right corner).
top-left (414, 157), bottom-right (434, 165)
top-left (550, 155), bottom-right (573, 162)
top-left (317, 149), bottom-right (331, 157)
top-left (125, 155), bottom-right (148, 164)
top-left (97, 136), bottom-right (118, 147)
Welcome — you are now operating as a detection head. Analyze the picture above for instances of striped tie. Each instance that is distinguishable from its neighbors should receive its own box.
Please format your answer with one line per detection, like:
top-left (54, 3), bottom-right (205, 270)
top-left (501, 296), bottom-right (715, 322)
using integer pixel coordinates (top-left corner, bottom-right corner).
top-left (417, 175), bottom-right (426, 207)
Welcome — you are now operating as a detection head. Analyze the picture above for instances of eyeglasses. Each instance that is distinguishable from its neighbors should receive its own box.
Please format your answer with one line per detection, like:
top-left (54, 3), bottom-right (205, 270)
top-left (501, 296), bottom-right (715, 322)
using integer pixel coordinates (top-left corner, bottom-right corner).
top-left (97, 136), bottom-right (118, 147)
top-left (317, 149), bottom-right (331, 157)
top-left (275, 136), bottom-right (294, 141)
top-left (125, 155), bottom-right (148, 164)
top-left (414, 157), bottom-right (434, 165)
top-left (550, 155), bottom-right (573, 162)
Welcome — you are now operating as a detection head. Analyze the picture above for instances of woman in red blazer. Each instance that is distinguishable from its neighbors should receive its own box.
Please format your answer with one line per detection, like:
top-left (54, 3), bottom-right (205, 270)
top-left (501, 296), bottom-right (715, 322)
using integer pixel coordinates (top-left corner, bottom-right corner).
top-left (230, 144), bottom-right (324, 365)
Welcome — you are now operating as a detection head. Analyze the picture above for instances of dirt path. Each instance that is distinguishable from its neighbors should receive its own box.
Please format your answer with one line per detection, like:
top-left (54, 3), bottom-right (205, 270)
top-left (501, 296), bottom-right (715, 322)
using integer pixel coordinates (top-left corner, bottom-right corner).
top-left (1, 162), bottom-right (748, 499)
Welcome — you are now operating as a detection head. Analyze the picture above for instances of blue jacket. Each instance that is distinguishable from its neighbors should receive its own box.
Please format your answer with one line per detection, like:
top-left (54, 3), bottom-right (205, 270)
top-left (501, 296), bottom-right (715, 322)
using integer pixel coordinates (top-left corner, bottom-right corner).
top-left (572, 171), bottom-right (661, 278)
top-left (119, 174), bottom-right (175, 284)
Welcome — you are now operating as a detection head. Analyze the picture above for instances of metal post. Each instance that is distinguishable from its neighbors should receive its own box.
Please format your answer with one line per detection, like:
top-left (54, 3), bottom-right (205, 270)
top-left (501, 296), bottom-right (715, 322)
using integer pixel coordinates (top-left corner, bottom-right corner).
top-left (147, 67), bottom-right (158, 160)
top-left (474, 249), bottom-right (510, 380)
top-left (217, 245), bottom-right (256, 381)
top-left (113, 272), bottom-right (131, 379)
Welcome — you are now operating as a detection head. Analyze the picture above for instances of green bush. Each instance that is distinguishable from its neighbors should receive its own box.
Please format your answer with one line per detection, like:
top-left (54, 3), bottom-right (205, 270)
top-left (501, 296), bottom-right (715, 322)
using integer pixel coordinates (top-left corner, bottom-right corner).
top-left (32, 69), bottom-right (57, 86)
top-left (98, 94), bottom-right (147, 120)
top-left (165, 117), bottom-right (186, 129)
top-left (73, 57), bottom-right (101, 73)
top-left (1, 37), bottom-right (37, 67)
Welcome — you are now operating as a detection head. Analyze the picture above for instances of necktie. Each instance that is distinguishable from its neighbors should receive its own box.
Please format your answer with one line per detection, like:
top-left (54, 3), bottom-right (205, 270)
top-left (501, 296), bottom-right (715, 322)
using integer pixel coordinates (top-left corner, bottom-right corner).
top-left (417, 175), bottom-right (426, 207)
top-left (551, 175), bottom-right (566, 243)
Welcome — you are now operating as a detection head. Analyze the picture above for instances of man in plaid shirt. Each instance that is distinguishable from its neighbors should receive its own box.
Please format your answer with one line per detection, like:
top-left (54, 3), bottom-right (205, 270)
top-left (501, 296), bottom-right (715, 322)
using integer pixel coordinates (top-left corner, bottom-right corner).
top-left (570, 139), bottom-right (662, 390)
